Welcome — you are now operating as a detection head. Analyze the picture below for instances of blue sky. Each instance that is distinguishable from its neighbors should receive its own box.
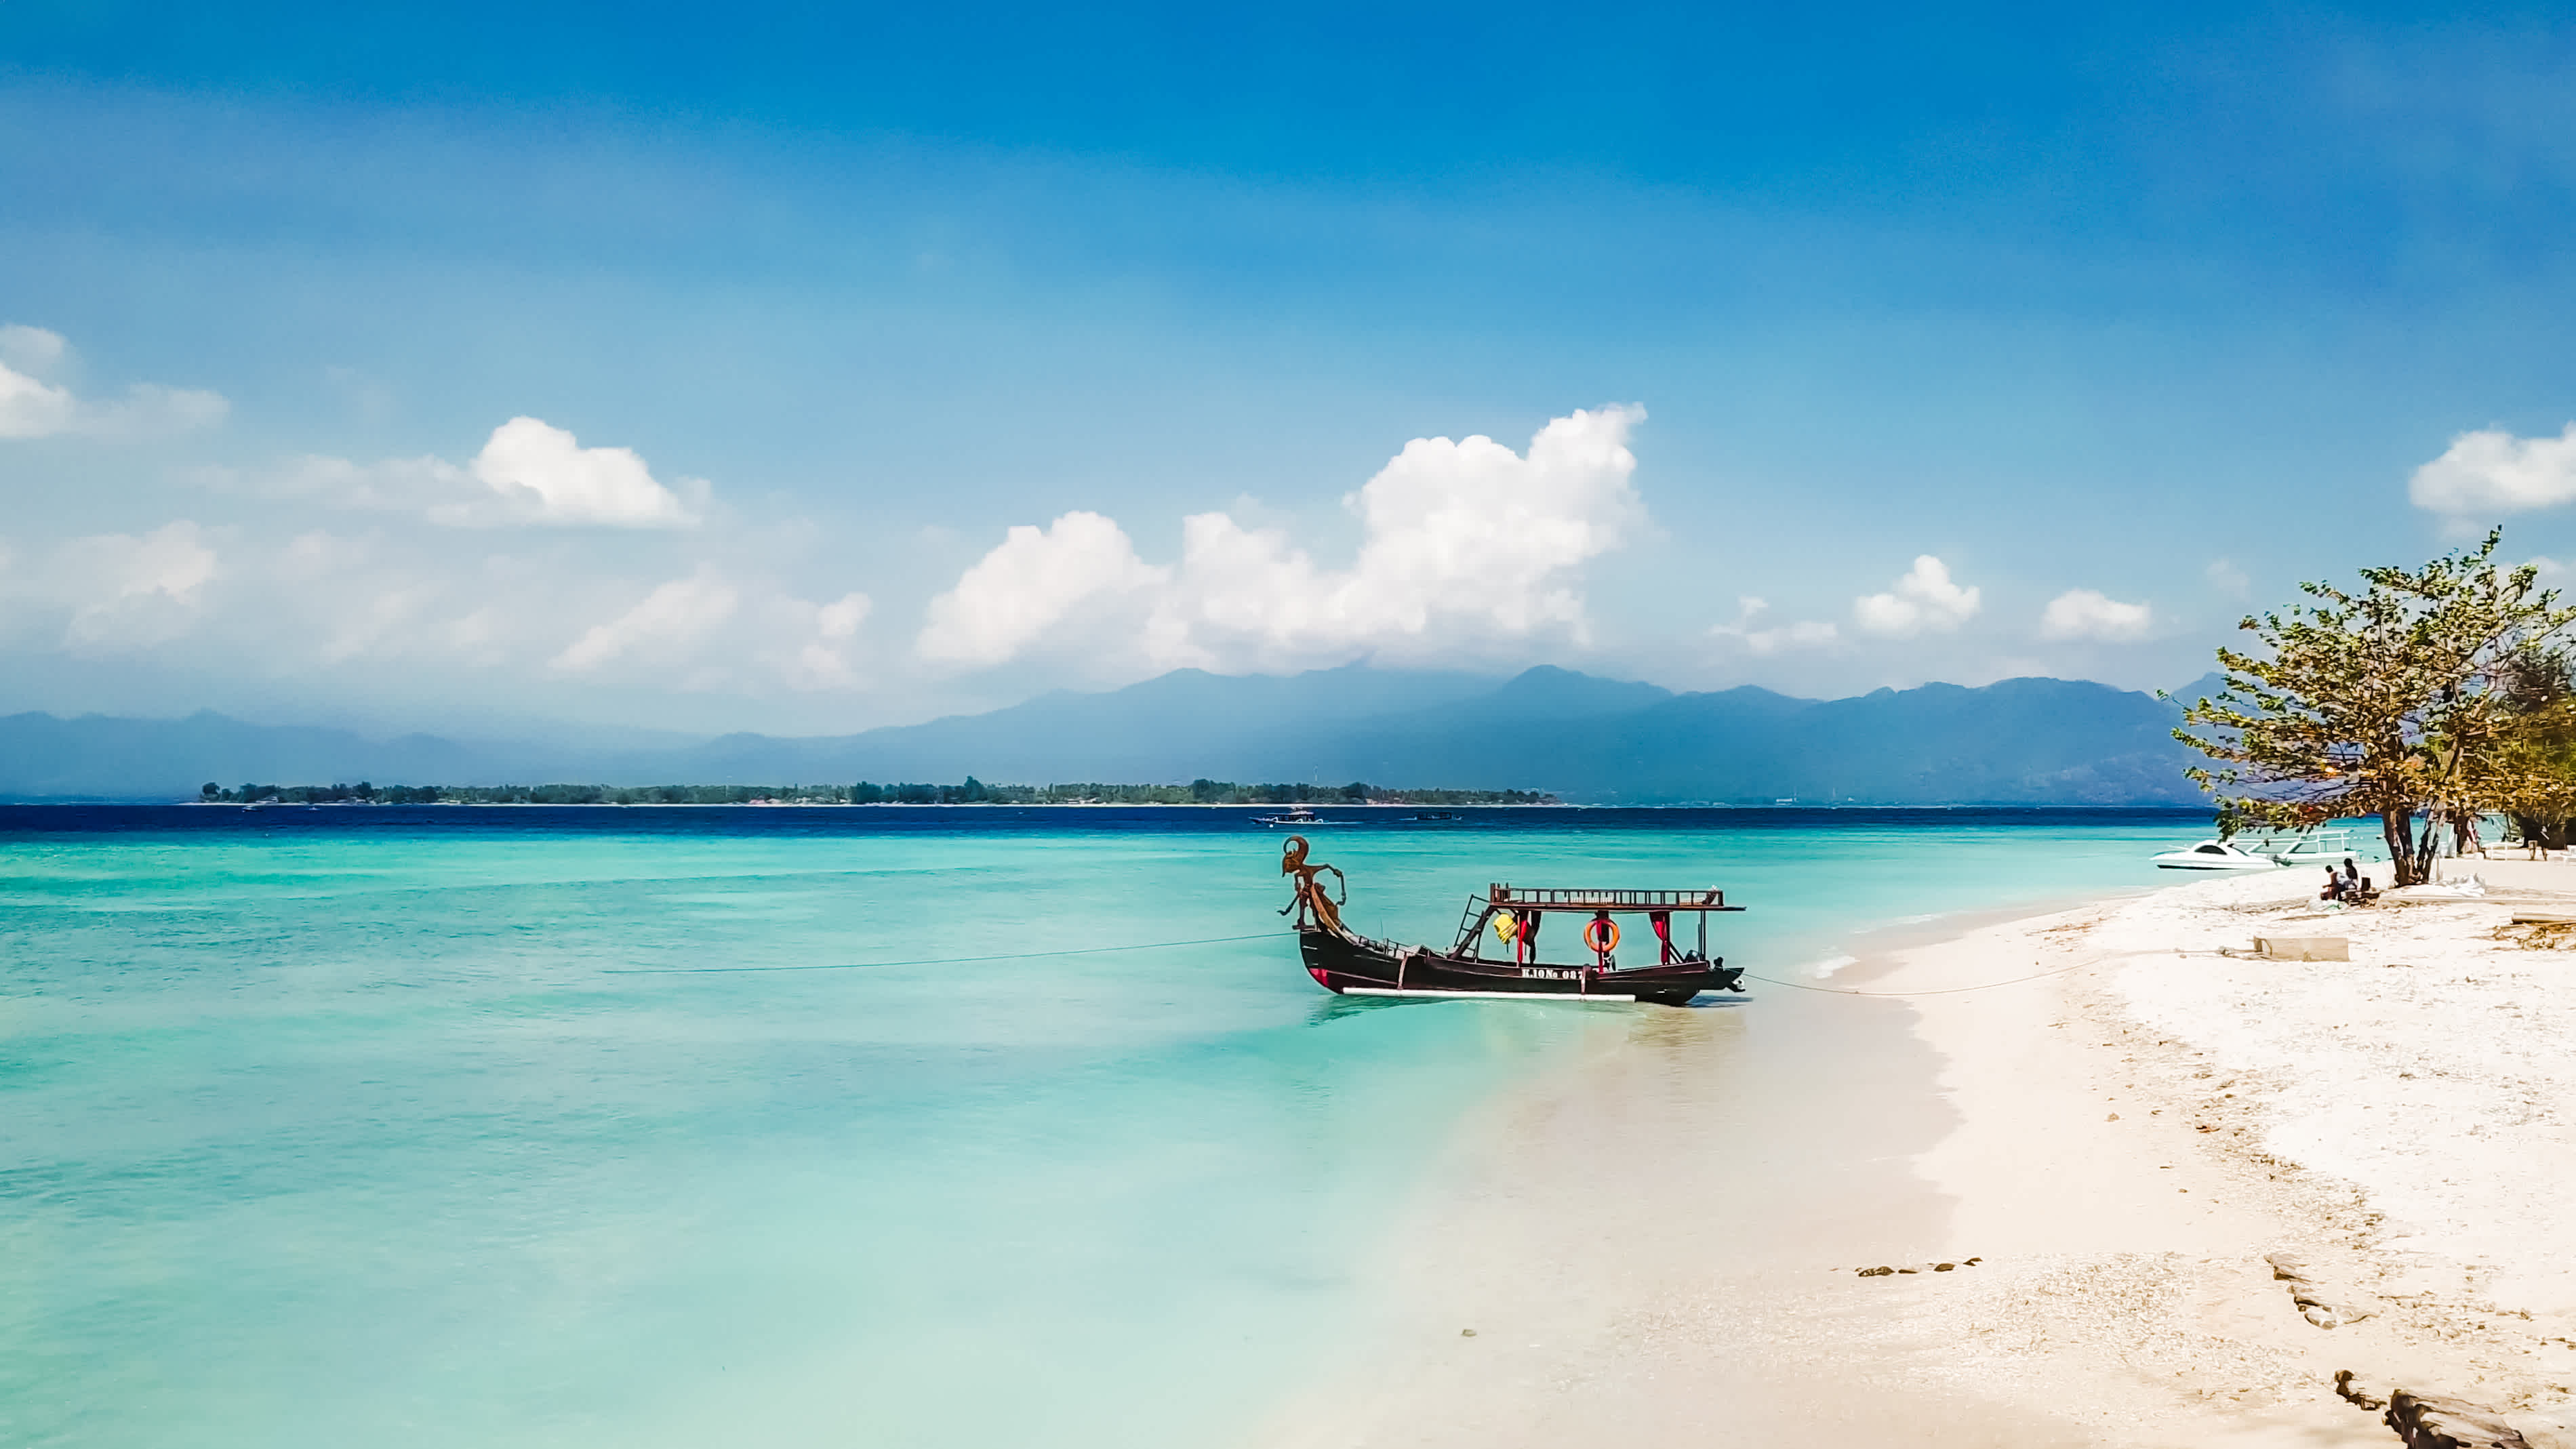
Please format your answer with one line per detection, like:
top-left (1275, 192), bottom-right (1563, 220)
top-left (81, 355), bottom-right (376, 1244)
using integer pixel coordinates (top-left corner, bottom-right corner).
top-left (5, 3), bottom-right (2576, 736)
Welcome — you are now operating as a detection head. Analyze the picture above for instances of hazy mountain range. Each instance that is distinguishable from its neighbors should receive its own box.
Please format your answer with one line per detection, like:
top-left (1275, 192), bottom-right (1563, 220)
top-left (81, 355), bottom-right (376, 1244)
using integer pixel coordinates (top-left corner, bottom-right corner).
top-left (0, 666), bottom-right (2223, 805)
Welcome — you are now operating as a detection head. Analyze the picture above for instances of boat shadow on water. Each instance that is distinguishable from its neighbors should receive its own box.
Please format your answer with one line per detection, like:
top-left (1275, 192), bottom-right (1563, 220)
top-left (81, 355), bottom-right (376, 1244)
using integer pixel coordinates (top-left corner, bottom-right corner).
top-left (1299, 990), bottom-right (1752, 1026)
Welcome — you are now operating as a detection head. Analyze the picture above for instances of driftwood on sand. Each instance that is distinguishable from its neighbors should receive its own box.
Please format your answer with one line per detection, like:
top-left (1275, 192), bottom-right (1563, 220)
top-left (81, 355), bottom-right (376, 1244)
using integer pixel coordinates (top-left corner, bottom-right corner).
top-left (2264, 1251), bottom-right (2373, 1328)
top-left (2338, 1372), bottom-right (2535, 1448)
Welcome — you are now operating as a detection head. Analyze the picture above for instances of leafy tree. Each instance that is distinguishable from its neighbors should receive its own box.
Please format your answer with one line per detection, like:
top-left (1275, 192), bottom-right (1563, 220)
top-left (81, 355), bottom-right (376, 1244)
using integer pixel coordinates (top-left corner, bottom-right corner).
top-left (2474, 653), bottom-right (2576, 851)
top-left (2177, 530), bottom-right (2576, 885)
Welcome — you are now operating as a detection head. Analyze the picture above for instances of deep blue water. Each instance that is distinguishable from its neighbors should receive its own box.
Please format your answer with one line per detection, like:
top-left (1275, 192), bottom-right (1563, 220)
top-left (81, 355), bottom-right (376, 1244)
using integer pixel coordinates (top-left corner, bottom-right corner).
top-left (0, 803), bottom-right (2211, 836)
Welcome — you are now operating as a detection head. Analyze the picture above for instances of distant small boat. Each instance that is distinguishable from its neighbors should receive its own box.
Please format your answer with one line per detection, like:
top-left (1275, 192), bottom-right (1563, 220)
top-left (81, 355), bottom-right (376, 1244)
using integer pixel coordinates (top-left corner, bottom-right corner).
top-left (1403, 811), bottom-right (1463, 823)
top-left (1253, 807), bottom-right (1326, 827)
top-left (1276, 836), bottom-right (1746, 1004)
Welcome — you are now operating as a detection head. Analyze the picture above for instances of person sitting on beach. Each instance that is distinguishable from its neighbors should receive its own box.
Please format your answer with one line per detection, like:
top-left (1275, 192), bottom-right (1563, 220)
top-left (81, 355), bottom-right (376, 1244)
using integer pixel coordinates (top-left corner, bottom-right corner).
top-left (2321, 867), bottom-right (2344, 903)
top-left (2342, 859), bottom-right (2377, 903)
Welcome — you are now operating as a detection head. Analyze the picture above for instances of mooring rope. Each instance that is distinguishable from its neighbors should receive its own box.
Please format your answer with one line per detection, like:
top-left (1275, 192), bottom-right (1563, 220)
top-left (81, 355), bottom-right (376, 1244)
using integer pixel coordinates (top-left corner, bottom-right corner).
top-left (1739, 961), bottom-right (2095, 998)
top-left (600, 931), bottom-right (1291, 975)
top-left (607, 932), bottom-right (2180, 997)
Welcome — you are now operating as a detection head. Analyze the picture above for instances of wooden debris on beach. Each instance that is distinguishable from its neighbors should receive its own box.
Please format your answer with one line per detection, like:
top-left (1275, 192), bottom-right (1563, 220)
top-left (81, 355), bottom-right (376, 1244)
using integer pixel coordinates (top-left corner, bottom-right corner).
top-left (1853, 1258), bottom-right (1977, 1278)
top-left (2493, 916), bottom-right (2576, 950)
top-left (2254, 935), bottom-right (2352, 961)
top-left (2388, 1391), bottom-right (2533, 1448)
top-left (2266, 1252), bottom-right (2373, 1327)
top-left (2337, 1372), bottom-right (2535, 1446)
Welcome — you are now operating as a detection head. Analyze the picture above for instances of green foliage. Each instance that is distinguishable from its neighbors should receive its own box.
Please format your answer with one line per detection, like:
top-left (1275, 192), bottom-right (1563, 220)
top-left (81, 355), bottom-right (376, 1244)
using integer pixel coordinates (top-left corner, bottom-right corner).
top-left (2175, 529), bottom-right (2576, 884)
top-left (2486, 653), bottom-right (2576, 851)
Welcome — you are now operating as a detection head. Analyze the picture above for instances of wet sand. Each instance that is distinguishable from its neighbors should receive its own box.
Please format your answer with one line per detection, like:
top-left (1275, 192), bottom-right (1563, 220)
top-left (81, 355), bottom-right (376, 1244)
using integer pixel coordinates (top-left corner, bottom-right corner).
top-left (1247, 941), bottom-right (2091, 1445)
top-left (1248, 866), bottom-right (2576, 1447)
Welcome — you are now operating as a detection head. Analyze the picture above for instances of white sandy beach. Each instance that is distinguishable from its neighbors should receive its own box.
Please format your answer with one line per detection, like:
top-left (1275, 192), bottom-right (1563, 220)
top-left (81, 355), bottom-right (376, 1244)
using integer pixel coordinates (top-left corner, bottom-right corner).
top-left (1251, 861), bottom-right (2576, 1448)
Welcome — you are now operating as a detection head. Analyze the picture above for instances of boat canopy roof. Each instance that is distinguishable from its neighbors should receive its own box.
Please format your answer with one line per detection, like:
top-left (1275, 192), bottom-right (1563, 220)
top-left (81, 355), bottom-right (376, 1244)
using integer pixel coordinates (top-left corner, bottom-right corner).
top-left (1487, 885), bottom-right (1742, 912)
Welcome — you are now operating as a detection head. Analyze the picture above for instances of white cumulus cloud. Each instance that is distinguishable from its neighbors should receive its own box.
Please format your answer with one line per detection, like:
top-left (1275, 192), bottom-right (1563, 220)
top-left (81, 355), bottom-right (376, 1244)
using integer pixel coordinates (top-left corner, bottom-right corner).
top-left (1852, 555), bottom-right (1981, 638)
top-left (2038, 588), bottom-right (2154, 642)
top-left (273, 417), bottom-right (704, 528)
top-left (919, 405), bottom-right (1647, 676)
top-left (791, 592), bottom-right (874, 690)
top-left (1710, 596), bottom-right (1840, 654)
top-left (465, 416), bottom-right (700, 527)
top-left (0, 356), bottom-right (75, 439)
top-left (554, 569), bottom-right (742, 672)
top-left (2410, 424), bottom-right (2576, 520)
top-left (0, 325), bottom-right (228, 441)
top-left (550, 568), bottom-right (873, 690)
top-left (918, 511), bottom-right (1166, 667)
top-left (0, 326), bottom-right (75, 438)
top-left (52, 521), bottom-right (221, 649)
top-left (83, 385), bottom-right (231, 441)
top-left (0, 324), bottom-right (67, 374)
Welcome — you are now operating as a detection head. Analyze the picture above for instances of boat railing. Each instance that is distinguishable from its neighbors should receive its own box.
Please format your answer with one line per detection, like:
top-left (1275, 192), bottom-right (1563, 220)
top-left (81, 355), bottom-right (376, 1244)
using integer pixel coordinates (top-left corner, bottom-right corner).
top-left (1455, 889), bottom-right (1734, 959)
top-left (2256, 829), bottom-right (2360, 859)
top-left (1486, 885), bottom-right (1737, 911)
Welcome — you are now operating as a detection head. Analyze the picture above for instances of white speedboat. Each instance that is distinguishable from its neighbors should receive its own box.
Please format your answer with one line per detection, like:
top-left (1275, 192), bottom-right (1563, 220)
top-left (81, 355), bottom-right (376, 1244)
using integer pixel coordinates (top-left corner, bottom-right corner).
top-left (1254, 807), bottom-right (1327, 828)
top-left (2151, 839), bottom-right (2283, 871)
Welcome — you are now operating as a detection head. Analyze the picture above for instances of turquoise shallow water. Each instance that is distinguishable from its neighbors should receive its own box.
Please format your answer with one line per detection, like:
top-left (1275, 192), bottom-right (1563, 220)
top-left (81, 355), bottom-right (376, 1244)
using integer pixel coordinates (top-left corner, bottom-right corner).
top-left (1, 806), bottom-right (2209, 1447)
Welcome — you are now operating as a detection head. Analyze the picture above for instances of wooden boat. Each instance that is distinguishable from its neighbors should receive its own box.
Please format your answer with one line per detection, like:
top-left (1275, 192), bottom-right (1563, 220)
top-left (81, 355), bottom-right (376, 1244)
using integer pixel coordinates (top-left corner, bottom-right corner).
top-left (1278, 836), bottom-right (1746, 1005)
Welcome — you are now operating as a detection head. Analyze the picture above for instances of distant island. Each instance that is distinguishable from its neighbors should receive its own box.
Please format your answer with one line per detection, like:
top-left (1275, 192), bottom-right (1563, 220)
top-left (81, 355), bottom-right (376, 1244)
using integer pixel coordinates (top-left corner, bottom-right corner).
top-left (193, 778), bottom-right (1558, 807)
top-left (7, 666), bottom-right (2213, 804)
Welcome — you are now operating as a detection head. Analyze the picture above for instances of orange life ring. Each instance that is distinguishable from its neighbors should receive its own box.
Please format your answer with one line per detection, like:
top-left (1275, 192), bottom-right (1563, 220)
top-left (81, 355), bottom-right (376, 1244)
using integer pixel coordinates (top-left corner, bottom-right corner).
top-left (1582, 918), bottom-right (1619, 954)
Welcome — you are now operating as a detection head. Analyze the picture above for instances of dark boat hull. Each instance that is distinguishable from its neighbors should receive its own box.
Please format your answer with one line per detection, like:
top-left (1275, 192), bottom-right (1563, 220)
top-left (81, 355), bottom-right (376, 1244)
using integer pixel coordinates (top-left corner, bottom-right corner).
top-left (1297, 925), bottom-right (1743, 1006)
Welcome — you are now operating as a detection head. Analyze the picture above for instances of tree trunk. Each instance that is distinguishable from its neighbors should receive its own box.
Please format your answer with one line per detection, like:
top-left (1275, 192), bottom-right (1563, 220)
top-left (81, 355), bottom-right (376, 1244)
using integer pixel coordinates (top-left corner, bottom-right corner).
top-left (2383, 805), bottom-right (2426, 886)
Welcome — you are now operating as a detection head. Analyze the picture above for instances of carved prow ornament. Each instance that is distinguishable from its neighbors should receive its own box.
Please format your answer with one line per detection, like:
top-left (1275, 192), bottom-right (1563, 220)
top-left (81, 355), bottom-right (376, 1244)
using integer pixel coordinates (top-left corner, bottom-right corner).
top-left (1280, 835), bottom-right (1347, 933)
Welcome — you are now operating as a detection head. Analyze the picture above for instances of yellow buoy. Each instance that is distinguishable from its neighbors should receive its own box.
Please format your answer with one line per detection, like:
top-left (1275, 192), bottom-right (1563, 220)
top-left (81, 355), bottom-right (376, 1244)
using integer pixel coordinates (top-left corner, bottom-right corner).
top-left (1491, 911), bottom-right (1518, 942)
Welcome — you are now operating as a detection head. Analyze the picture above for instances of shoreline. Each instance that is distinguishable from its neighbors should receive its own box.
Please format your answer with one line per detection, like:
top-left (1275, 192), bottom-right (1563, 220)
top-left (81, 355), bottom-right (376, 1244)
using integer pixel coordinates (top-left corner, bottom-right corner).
top-left (1249, 865), bottom-right (2576, 1447)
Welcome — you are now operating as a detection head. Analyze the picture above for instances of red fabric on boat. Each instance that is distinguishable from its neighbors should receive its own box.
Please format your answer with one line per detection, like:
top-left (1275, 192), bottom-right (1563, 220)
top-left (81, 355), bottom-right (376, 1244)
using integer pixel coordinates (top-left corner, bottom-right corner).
top-left (1649, 910), bottom-right (1674, 964)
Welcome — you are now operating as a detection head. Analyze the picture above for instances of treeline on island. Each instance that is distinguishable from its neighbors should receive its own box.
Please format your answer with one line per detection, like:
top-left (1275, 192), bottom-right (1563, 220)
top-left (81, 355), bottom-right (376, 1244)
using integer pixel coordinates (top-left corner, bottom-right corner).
top-left (195, 778), bottom-right (1556, 807)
